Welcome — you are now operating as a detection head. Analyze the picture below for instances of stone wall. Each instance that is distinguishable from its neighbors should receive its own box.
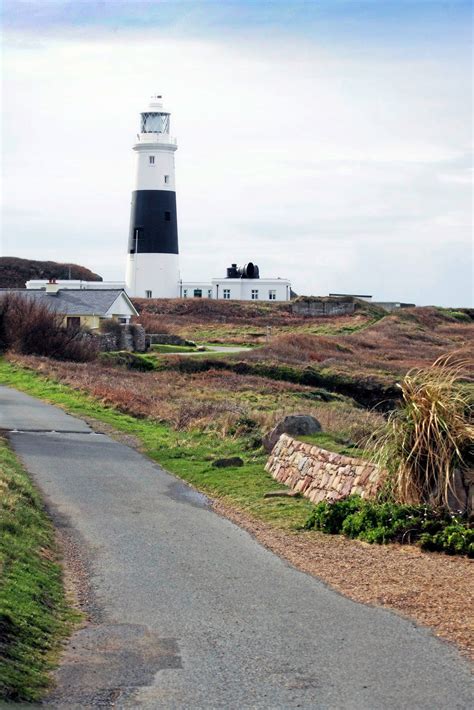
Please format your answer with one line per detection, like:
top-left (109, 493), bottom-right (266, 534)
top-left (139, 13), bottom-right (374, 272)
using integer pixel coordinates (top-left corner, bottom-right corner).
top-left (96, 324), bottom-right (146, 353)
top-left (147, 333), bottom-right (188, 346)
top-left (265, 434), bottom-right (383, 504)
top-left (292, 298), bottom-right (356, 317)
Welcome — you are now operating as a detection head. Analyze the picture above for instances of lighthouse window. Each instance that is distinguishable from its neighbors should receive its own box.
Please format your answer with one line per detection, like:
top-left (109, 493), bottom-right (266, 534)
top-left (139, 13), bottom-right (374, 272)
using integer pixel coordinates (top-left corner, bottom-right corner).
top-left (251, 289), bottom-right (259, 300)
top-left (164, 211), bottom-right (171, 221)
top-left (164, 175), bottom-right (169, 184)
top-left (149, 156), bottom-right (155, 165)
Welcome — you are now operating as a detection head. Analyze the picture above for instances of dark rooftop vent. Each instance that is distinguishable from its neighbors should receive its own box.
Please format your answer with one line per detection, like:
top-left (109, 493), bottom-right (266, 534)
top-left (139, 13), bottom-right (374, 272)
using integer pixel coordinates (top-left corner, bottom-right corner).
top-left (226, 262), bottom-right (260, 279)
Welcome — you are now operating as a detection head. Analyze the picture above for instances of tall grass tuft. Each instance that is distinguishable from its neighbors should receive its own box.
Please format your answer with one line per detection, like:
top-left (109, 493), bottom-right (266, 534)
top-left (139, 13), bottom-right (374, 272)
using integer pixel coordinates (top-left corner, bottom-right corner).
top-left (372, 355), bottom-right (473, 509)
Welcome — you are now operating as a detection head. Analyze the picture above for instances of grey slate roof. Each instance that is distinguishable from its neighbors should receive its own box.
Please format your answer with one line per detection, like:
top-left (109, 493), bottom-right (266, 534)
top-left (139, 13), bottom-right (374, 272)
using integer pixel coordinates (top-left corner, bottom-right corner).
top-left (0, 289), bottom-right (137, 317)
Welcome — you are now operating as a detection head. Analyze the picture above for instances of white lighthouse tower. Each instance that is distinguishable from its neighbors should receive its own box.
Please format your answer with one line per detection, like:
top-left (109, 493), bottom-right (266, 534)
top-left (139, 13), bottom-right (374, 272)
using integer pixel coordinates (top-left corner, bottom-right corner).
top-left (125, 95), bottom-right (179, 298)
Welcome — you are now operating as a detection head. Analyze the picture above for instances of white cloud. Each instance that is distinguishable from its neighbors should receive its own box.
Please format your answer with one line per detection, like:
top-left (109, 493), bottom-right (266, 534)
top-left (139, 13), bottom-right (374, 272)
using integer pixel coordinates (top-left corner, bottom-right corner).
top-left (1, 29), bottom-right (472, 305)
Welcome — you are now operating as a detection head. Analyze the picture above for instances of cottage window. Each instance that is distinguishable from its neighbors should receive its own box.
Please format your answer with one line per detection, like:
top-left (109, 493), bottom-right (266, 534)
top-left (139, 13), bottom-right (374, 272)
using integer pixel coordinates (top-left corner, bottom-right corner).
top-left (223, 289), bottom-right (231, 300)
top-left (66, 316), bottom-right (80, 330)
top-left (251, 289), bottom-right (259, 300)
top-left (268, 290), bottom-right (276, 300)
top-left (145, 290), bottom-right (152, 298)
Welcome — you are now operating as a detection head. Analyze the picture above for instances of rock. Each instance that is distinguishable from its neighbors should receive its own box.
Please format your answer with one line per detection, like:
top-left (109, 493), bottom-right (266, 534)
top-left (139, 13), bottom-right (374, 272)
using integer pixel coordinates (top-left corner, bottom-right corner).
top-left (262, 415), bottom-right (322, 453)
top-left (264, 490), bottom-right (300, 498)
top-left (211, 457), bottom-right (244, 468)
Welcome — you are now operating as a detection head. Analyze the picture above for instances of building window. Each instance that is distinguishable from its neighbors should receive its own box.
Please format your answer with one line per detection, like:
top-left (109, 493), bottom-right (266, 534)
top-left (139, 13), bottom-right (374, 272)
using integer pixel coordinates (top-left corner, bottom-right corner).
top-left (269, 289), bottom-right (276, 300)
top-left (149, 155), bottom-right (155, 165)
top-left (251, 289), bottom-right (259, 300)
top-left (164, 175), bottom-right (169, 184)
top-left (66, 316), bottom-right (80, 330)
top-left (207, 289), bottom-right (212, 299)
top-left (194, 289), bottom-right (202, 298)
top-left (223, 289), bottom-right (231, 300)
top-left (164, 211), bottom-right (171, 221)
top-left (183, 289), bottom-right (188, 298)
top-left (145, 290), bottom-right (152, 298)
top-left (118, 317), bottom-right (127, 324)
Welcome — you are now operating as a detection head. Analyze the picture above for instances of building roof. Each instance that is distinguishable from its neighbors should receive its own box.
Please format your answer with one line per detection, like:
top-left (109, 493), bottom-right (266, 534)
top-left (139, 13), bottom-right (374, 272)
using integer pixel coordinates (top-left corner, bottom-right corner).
top-left (0, 289), bottom-right (138, 317)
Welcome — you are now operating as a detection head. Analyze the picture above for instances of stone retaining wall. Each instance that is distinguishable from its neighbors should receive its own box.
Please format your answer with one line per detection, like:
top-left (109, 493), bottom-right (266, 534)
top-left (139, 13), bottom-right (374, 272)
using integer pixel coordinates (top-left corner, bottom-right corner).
top-left (265, 434), bottom-right (383, 504)
top-left (95, 324), bottom-right (146, 353)
top-left (291, 298), bottom-right (356, 317)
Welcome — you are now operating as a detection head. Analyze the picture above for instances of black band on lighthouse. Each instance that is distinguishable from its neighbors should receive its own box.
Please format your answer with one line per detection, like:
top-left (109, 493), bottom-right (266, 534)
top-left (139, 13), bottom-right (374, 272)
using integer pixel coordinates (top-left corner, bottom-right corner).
top-left (128, 190), bottom-right (179, 255)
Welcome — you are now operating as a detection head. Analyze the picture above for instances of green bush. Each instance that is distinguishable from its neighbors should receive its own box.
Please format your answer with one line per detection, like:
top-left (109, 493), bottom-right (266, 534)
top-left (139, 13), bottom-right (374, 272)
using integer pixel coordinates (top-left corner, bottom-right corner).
top-left (304, 496), bottom-right (472, 556)
top-left (420, 524), bottom-right (474, 556)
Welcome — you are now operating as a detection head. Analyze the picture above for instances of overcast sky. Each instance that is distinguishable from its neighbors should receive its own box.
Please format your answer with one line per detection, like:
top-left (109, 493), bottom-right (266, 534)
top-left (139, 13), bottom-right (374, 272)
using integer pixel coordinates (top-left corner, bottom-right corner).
top-left (1, 1), bottom-right (472, 305)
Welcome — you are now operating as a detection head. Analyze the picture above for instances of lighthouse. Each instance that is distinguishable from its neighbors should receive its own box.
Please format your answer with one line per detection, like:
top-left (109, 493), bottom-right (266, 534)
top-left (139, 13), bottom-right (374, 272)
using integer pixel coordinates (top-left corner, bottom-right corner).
top-left (125, 95), bottom-right (179, 298)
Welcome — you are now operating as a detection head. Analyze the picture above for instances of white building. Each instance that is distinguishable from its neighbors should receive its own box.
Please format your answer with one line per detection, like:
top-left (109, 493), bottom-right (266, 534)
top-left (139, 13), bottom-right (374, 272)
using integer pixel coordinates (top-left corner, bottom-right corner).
top-left (181, 263), bottom-right (291, 302)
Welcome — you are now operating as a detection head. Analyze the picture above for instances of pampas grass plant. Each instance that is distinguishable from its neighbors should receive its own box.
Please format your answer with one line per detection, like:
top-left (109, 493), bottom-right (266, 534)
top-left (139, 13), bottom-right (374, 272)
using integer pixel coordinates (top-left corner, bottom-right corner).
top-left (372, 355), bottom-right (473, 509)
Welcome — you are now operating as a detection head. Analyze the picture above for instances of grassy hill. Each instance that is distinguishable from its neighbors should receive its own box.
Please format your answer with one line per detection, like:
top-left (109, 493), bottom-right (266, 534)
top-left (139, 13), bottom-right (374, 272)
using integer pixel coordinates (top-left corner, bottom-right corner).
top-left (0, 257), bottom-right (102, 288)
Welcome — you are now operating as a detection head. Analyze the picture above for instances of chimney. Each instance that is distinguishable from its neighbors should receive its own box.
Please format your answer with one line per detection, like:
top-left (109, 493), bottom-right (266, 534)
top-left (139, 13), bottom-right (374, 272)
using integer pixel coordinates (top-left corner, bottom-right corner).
top-left (45, 278), bottom-right (60, 295)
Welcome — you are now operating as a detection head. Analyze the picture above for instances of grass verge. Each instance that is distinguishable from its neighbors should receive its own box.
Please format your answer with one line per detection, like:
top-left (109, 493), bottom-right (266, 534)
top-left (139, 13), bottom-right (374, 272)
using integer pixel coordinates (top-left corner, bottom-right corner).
top-left (0, 437), bottom-right (78, 702)
top-left (0, 359), bottom-right (315, 529)
top-left (150, 344), bottom-right (199, 353)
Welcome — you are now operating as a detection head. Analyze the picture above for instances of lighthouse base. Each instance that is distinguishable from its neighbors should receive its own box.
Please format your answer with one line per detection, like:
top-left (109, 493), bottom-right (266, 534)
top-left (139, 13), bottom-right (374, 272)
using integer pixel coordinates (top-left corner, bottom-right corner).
top-left (125, 253), bottom-right (180, 299)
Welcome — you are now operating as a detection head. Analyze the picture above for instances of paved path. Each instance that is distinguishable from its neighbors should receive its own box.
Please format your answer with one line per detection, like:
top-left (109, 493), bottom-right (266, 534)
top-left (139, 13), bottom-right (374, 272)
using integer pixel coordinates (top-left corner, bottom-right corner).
top-left (1, 386), bottom-right (472, 709)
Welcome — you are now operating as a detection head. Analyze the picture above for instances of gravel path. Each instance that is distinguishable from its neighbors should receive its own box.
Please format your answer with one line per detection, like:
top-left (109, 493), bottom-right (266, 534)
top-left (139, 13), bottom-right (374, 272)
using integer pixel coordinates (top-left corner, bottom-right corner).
top-left (1, 385), bottom-right (472, 709)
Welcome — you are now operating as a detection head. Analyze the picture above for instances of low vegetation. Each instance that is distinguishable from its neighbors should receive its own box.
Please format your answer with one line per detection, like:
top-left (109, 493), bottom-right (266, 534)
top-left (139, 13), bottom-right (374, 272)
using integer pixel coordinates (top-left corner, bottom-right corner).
top-left (303, 497), bottom-right (473, 556)
top-left (373, 356), bottom-right (473, 508)
top-left (0, 438), bottom-right (77, 701)
top-left (5, 353), bottom-right (382, 445)
top-left (0, 293), bottom-right (96, 362)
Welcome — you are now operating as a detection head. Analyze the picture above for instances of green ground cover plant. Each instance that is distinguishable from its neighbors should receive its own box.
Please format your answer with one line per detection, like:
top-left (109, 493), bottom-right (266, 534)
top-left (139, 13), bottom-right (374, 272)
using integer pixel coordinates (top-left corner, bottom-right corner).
top-left (0, 438), bottom-right (78, 701)
top-left (303, 496), bottom-right (473, 556)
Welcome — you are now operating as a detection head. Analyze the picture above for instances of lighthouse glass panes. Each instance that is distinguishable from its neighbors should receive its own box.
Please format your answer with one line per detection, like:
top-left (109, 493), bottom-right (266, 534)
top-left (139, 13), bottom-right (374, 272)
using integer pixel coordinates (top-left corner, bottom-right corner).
top-left (140, 112), bottom-right (170, 134)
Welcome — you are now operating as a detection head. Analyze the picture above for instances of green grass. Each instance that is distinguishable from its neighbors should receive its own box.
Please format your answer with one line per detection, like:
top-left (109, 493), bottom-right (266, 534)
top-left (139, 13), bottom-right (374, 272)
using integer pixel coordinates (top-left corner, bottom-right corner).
top-left (0, 437), bottom-right (79, 702)
top-left (150, 344), bottom-right (199, 353)
top-left (298, 432), bottom-right (366, 458)
top-left (0, 360), bottom-right (315, 530)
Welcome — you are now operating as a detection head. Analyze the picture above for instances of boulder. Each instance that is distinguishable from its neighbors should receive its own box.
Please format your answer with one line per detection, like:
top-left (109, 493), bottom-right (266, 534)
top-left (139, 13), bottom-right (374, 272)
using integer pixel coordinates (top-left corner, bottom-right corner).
top-left (262, 415), bottom-right (322, 453)
top-left (212, 457), bottom-right (244, 468)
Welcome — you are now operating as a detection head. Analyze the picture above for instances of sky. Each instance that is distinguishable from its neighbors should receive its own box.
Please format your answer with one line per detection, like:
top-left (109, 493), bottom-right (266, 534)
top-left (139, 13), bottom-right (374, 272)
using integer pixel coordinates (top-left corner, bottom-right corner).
top-left (1, 0), bottom-right (472, 306)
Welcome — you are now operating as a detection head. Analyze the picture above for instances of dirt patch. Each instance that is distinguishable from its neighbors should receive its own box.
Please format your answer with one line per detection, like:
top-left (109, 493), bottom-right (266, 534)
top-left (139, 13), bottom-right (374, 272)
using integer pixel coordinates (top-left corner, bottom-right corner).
top-left (212, 500), bottom-right (474, 660)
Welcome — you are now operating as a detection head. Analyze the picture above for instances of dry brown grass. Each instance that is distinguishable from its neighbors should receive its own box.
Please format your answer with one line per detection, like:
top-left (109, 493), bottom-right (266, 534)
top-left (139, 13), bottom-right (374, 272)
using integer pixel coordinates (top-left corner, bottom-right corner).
top-left (249, 308), bottom-right (474, 382)
top-left (372, 356), bottom-right (474, 507)
top-left (7, 353), bottom-right (383, 442)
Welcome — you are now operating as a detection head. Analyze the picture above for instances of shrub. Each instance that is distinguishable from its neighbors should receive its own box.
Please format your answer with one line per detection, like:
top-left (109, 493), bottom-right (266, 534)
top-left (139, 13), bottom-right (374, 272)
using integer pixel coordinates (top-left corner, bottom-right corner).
top-left (371, 355), bottom-right (473, 509)
top-left (0, 293), bottom-right (96, 362)
top-left (304, 496), bottom-right (472, 556)
top-left (420, 524), bottom-right (474, 556)
top-left (99, 351), bottom-right (157, 371)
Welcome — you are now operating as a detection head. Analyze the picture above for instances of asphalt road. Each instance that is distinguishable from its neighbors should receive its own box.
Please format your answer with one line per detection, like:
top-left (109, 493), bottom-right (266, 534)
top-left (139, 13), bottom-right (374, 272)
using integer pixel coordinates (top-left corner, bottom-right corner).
top-left (1, 385), bottom-right (472, 709)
